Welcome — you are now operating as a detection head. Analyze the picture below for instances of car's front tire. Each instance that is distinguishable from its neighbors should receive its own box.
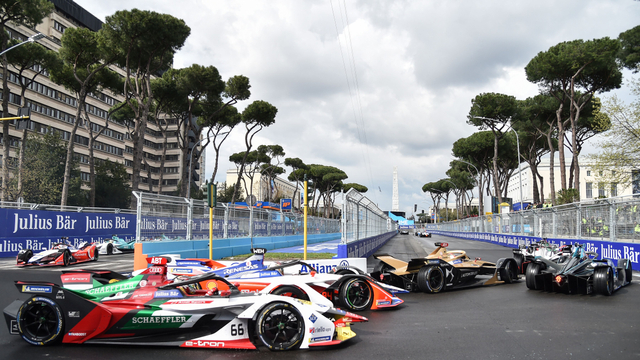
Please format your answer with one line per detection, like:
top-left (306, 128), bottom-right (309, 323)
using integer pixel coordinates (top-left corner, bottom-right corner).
top-left (526, 263), bottom-right (541, 290)
top-left (338, 278), bottom-right (373, 311)
top-left (256, 302), bottom-right (304, 351)
top-left (417, 265), bottom-right (445, 293)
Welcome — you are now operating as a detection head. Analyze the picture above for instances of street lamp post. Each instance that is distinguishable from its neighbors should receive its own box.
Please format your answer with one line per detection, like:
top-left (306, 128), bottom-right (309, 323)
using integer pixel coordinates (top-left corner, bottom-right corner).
top-left (0, 33), bottom-right (45, 57)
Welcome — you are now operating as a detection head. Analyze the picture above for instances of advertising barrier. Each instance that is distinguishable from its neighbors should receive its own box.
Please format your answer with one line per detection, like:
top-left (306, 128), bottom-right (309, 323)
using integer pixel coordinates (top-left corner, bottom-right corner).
top-left (0, 208), bottom-right (136, 257)
top-left (431, 230), bottom-right (640, 271)
top-left (338, 231), bottom-right (396, 259)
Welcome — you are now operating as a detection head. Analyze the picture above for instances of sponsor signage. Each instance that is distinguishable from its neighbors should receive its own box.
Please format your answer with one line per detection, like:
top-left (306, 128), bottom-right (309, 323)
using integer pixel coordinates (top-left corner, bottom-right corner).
top-left (430, 230), bottom-right (640, 271)
top-left (21, 285), bottom-right (52, 293)
top-left (281, 199), bottom-right (292, 211)
top-left (338, 231), bottom-right (396, 259)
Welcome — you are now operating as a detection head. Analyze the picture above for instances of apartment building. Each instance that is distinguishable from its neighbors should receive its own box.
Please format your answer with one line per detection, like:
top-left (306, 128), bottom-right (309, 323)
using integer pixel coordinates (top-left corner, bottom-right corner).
top-left (225, 168), bottom-right (301, 208)
top-left (0, 0), bottom-right (203, 199)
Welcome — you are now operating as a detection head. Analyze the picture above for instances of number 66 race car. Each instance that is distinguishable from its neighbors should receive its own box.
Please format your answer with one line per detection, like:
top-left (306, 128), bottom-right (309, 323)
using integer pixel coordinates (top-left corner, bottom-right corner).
top-left (4, 256), bottom-right (367, 351)
top-left (16, 237), bottom-right (98, 267)
top-left (371, 242), bottom-right (519, 293)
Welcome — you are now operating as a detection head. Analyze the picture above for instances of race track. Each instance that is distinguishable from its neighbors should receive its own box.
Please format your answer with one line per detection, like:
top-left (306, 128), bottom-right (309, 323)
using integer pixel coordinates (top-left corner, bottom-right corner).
top-left (1, 234), bottom-right (638, 360)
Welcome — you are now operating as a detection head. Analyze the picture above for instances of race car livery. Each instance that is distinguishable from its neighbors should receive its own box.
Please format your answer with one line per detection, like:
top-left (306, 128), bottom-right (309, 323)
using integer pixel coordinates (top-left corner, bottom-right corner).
top-left (371, 242), bottom-right (519, 293)
top-left (162, 249), bottom-right (405, 312)
top-left (96, 235), bottom-right (135, 255)
top-left (525, 243), bottom-right (632, 295)
top-left (4, 257), bottom-right (368, 351)
top-left (16, 238), bottom-right (98, 267)
top-left (512, 238), bottom-right (569, 274)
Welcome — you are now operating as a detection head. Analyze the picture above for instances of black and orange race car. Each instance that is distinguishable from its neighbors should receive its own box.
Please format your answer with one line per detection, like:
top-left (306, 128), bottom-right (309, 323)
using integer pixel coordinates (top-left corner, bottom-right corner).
top-left (371, 242), bottom-right (519, 293)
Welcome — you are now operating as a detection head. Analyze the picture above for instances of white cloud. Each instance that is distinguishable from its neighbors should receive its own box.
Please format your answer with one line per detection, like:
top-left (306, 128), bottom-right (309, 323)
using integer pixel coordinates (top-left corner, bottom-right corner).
top-left (75, 0), bottom-right (640, 215)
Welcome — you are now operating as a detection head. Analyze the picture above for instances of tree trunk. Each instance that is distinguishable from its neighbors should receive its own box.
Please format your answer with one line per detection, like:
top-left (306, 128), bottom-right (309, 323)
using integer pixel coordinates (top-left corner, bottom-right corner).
top-left (556, 105), bottom-right (567, 191)
top-left (61, 91), bottom-right (86, 207)
top-left (547, 131), bottom-right (556, 205)
top-left (492, 135), bottom-right (502, 203)
top-left (1, 54), bottom-right (10, 202)
top-left (88, 129), bottom-right (96, 207)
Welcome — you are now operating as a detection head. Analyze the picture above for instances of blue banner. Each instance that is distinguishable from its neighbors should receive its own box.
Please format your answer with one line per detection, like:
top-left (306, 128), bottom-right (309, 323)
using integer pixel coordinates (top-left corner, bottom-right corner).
top-left (0, 208), bottom-right (136, 257)
top-left (281, 199), bottom-right (292, 211)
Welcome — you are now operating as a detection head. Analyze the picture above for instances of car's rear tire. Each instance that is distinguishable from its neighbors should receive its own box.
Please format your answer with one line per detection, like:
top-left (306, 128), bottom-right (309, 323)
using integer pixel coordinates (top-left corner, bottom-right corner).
top-left (93, 246), bottom-right (99, 261)
top-left (593, 266), bottom-right (614, 296)
top-left (106, 243), bottom-right (113, 255)
top-left (256, 302), bottom-right (304, 351)
top-left (17, 297), bottom-right (64, 345)
top-left (417, 265), bottom-right (445, 293)
top-left (526, 263), bottom-right (541, 290)
top-left (338, 278), bottom-right (373, 311)
top-left (271, 286), bottom-right (309, 301)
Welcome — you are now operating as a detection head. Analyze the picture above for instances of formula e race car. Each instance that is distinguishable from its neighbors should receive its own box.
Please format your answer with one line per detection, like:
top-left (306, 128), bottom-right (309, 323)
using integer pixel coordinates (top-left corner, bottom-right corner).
top-left (371, 242), bottom-right (519, 293)
top-left (16, 238), bottom-right (98, 267)
top-left (163, 249), bottom-right (405, 312)
top-left (96, 235), bottom-right (136, 255)
top-left (512, 239), bottom-right (568, 274)
top-left (4, 256), bottom-right (367, 351)
top-left (414, 231), bottom-right (432, 237)
top-left (525, 243), bottom-right (633, 295)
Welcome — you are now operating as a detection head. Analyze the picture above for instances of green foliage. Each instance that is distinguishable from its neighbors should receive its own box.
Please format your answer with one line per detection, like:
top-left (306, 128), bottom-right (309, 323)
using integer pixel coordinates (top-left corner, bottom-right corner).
top-left (343, 183), bottom-right (368, 193)
top-left (618, 25), bottom-right (640, 72)
top-left (556, 188), bottom-right (580, 205)
top-left (94, 160), bottom-right (131, 208)
top-left (9, 131), bottom-right (83, 205)
top-left (216, 182), bottom-right (244, 203)
top-left (467, 92), bottom-right (519, 129)
top-left (242, 100), bottom-right (278, 127)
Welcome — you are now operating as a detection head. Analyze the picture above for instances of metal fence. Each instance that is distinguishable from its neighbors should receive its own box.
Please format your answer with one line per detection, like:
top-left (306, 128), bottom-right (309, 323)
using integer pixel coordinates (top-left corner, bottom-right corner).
top-left (0, 200), bottom-right (136, 214)
top-left (133, 192), bottom-right (340, 242)
top-left (341, 188), bottom-right (393, 243)
top-left (429, 195), bottom-right (640, 242)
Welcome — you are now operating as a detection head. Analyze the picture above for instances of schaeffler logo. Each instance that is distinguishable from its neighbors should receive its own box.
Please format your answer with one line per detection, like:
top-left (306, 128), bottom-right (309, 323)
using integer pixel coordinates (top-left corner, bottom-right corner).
top-left (184, 340), bottom-right (225, 347)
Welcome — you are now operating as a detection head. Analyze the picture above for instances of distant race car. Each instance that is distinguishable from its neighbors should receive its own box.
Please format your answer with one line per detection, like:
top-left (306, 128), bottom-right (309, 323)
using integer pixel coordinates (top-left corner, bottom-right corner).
top-left (96, 235), bottom-right (136, 255)
top-left (163, 249), bottom-right (406, 312)
top-left (5, 256), bottom-right (368, 351)
top-left (400, 229), bottom-right (409, 235)
top-left (371, 242), bottom-right (519, 293)
top-left (414, 231), bottom-right (431, 238)
top-left (16, 237), bottom-right (98, 267)
top-left (512, 239), bottom-right (567, 274)
top-left (525, 243), bottom-right (632, 295)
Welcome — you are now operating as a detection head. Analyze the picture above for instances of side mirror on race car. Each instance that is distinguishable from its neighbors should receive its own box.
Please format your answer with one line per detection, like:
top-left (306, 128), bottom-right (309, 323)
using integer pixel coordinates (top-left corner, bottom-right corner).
top-left (434, 242), bottom-right (448, 248)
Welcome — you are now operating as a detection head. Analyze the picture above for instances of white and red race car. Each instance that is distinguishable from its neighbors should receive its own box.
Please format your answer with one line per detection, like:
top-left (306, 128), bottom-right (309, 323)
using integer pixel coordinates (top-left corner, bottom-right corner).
top-left (16, 237), bottom-right (98, 267)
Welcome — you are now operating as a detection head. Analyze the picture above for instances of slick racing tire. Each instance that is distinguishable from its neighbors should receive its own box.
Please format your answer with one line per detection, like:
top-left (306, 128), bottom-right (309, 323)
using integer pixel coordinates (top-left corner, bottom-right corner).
top-left (106, 243), bottom-right (113, 255)
top-left (256, 302), bottom-right (304, 351)
top-left (525, 263), bottom-right (541, 290)
top-left (93, 246), bottom-right (99, 261)
top-left (513, 253), bottom-right (525, 274)
top-left (618, 259), bottom-right (632, 285)
top-left (18, 249), bottom-right (33, 263)
top-left (17, 297), bottom-right (64, 345)
top-left (335, 269), bottom-right (356, 275)
top-left (338, 278), bottom-right (373, 311)
top-left (62, 249), bottom-right (71, 267)
top-left (499, 260), bottom-right (518, 284)
top-left (593, 266), bottom-right (614, 296)
top-left (417, 265), bottom-right (445, 294)
top-left (271, 286), bottom-right (309, 301)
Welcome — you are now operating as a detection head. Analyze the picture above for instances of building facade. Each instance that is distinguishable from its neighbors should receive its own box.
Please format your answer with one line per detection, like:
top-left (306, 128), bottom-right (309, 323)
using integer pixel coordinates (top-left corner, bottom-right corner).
top-left (0, 0), bottom-right (203, 199)
top-left (506, 157), bottom-right (636, 203)
top-left (225, 169), bottom-right (301, 208)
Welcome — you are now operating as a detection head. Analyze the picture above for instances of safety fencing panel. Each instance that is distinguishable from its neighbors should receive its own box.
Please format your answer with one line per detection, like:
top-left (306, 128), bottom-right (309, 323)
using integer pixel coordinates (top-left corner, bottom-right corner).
top-left (341, 188), bottom-right (393, 243)
top-left (427, 194), bottom-right (640, 243)
top-left (134, 192), bottom-right (339, 242)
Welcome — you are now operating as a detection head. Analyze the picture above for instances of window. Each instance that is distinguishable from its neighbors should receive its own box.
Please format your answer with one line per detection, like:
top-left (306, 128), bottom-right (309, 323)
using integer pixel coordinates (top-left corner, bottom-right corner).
top-left (586, 170), bottom-right (591, 176)
top-left (586, 182), bottom-right (592, 198)
top-left (612, 170), bottom-right (616, 176)
top-left (598, 183), bottom-right (605, 197)
top-left (54, 20), bottom-right (67, 34)
top-left (611, 183), bottom-right (617, 197)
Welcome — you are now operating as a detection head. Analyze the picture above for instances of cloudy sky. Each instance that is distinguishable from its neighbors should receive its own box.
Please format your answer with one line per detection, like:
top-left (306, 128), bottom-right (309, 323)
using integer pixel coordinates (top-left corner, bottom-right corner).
top-left (75, 0), bottom-right (639, 215)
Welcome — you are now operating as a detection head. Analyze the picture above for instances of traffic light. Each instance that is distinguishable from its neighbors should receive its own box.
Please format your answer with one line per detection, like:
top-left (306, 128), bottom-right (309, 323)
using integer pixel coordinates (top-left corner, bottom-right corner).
top-left (414, 204), bottom-right (417, 212)
top-left (206, 183), bottom-right (217, 208)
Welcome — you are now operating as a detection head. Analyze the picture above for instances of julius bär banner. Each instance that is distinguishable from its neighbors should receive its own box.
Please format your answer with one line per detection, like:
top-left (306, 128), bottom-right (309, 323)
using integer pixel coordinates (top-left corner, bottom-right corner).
top-left (0, 208), bottom-right (136, 257)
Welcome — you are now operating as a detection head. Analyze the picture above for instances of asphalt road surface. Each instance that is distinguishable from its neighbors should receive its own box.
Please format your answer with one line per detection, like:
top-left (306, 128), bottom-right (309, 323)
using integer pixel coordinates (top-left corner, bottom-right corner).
top-left (1, 234), bottom-right (638, 360)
